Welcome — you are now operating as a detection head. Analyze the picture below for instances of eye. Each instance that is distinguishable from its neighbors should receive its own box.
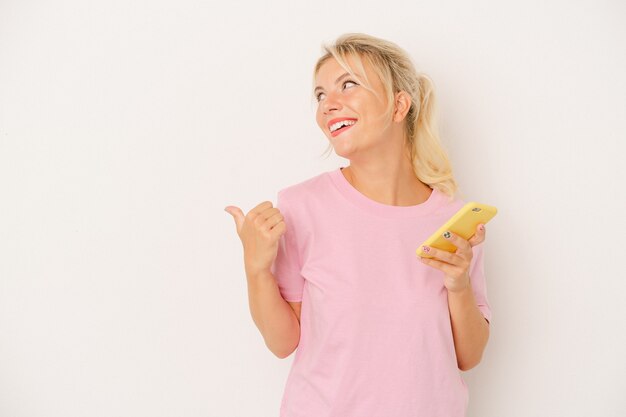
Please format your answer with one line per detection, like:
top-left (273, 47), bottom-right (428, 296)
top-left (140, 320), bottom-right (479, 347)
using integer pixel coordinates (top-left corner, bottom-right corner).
top-left (316, 80), bottom-right (359, 102)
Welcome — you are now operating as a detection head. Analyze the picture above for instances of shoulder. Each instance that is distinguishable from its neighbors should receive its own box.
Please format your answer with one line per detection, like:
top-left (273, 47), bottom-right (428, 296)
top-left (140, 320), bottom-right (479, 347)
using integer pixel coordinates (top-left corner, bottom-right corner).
top-left (277, 170), bottom-right (331, 204)
top-left (432, 186), bottom-right (467, 214)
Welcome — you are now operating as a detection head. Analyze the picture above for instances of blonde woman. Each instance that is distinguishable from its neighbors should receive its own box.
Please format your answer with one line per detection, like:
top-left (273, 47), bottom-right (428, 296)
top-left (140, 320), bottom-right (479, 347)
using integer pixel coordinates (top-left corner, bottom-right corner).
top-left (225, 33), bottom-right (491, 417)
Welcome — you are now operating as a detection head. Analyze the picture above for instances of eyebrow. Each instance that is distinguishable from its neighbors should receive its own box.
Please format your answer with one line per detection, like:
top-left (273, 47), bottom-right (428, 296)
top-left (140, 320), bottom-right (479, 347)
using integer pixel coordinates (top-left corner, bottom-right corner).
top-left (314, 72), bottom-right (354, 94)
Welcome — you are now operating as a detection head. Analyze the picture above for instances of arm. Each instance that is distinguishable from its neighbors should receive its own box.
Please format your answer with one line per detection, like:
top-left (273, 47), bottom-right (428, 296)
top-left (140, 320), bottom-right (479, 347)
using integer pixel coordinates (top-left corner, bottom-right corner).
top-left (447, 286), bottom-right (490, 371)
top-left (246, 268), bottom-right (301, 359)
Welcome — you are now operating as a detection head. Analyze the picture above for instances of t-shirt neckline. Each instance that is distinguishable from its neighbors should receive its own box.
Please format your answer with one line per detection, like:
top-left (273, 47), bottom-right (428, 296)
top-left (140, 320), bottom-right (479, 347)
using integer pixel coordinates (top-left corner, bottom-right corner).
top-left (328, 166), bottom-right (443, 219)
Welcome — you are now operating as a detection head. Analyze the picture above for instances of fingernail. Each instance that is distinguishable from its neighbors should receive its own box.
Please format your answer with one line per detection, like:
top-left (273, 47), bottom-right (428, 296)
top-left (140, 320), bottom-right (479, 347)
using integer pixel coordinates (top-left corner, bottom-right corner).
top-left (479, 224), bottom-right (484, 231)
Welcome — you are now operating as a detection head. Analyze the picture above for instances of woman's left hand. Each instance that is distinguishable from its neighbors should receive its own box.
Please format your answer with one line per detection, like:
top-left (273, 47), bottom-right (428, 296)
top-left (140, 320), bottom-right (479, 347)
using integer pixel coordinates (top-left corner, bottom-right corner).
top-left (419, 224), bottom-right (486, 293)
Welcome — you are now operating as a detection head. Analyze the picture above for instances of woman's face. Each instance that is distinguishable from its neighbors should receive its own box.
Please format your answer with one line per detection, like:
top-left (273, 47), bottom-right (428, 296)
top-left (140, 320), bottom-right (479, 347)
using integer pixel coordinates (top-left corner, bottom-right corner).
top-left (314, 55), bottom-right (393, 158)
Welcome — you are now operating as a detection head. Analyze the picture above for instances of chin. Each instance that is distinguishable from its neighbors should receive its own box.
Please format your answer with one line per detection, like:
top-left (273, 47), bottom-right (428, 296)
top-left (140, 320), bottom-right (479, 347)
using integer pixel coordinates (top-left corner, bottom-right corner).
top-left (331, 144), bottom-right (357, 159)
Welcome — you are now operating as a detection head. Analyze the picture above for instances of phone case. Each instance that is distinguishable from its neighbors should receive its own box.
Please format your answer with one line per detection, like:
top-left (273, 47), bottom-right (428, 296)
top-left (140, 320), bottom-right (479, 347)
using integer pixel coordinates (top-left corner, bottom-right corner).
top-left (416, 201), bottom-right (498, 259)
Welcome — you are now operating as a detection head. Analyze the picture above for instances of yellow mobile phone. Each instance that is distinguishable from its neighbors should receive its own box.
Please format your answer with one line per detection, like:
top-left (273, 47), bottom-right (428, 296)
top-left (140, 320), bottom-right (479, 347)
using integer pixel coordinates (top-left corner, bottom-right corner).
top-left (416, 202), bottom-right (498, 259)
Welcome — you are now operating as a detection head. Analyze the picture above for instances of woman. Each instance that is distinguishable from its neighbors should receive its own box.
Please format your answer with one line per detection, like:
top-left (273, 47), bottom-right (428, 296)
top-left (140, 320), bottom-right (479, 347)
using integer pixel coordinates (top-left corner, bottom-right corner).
top-left (225, 33), bottom-right (491, 417)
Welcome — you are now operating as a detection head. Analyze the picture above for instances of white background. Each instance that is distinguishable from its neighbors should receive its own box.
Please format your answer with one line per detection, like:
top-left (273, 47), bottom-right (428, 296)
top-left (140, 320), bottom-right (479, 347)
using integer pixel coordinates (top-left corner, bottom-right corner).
top-left (1, 1), bottom-right (625, 416)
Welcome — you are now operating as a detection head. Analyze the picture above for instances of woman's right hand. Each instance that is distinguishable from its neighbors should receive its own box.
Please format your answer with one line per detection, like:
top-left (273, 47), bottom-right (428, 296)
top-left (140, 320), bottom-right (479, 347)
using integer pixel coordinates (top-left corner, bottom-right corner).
top-left (224, 201), bottom-right (286, 278)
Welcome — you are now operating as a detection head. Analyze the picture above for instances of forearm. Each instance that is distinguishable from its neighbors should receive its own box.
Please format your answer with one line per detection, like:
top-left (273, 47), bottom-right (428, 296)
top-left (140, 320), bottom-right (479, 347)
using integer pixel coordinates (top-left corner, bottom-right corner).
top-left (246, 268), bottom-right (300, 359)
top-left (447, 285), bottom-right (489, 371)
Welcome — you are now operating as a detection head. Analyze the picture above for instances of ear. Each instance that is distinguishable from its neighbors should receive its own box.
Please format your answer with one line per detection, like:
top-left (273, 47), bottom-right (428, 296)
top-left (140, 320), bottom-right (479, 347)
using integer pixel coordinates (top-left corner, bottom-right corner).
top-left (392, 90), bottom-right (412, 123)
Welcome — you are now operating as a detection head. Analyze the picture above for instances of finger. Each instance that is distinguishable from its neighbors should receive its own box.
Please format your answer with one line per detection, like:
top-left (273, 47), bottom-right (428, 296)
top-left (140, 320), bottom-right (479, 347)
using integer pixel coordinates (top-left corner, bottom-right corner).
top-left (248, 201), bottom-right (275, 220)
top-left (468, 224), bottom-right (486, 247)
top-left (441, 230), bottom-right (472, 257)
top-left (224, 205), bottom-right (245, 234)
top-left (254, 207), bottom-right (280, 229)
top-left (264, 210), bottom-right (284, 232)
top-left (420, 256), bottom-right (461, 276)
top-left (269, 215), bottom-right (287, 238)
top-left (420, 245), bottom-right (463, 266)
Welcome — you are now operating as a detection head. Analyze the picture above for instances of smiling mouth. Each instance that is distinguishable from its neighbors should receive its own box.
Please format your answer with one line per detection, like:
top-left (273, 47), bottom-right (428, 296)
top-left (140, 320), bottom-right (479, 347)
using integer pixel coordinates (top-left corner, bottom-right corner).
top-left (331, 122), bottom-right (356, 137)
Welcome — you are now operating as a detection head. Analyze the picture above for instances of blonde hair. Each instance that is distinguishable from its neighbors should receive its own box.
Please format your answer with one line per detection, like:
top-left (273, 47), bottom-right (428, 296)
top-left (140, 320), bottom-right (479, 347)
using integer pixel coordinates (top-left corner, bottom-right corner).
top-left (312, 33), bottom-right (459, 201)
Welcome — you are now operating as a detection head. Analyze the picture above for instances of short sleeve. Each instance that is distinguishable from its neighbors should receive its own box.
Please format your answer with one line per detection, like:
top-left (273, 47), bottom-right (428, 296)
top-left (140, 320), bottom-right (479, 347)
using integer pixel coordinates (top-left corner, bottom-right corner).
top-left (468, 241), bottom-right (492, 324)
top-left (270, 190), bottom-right (305, 302)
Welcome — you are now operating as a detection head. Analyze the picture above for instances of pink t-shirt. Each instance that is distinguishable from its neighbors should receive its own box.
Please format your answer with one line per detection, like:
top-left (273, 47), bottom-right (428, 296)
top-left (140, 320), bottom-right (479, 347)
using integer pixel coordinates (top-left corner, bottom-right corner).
top-left (270, 166), bottom-right (492, 417)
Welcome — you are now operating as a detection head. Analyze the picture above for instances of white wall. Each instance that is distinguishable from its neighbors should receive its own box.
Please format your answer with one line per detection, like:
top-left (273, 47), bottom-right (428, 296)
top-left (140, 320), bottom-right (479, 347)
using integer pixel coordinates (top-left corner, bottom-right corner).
top-left (1, 1), bottom-right (624, 416)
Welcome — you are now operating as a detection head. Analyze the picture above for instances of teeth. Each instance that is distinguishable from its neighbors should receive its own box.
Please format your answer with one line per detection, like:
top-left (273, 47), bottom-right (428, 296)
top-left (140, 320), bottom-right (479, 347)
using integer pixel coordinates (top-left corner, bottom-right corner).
top-left (330, 120), bottom-right (356, 132)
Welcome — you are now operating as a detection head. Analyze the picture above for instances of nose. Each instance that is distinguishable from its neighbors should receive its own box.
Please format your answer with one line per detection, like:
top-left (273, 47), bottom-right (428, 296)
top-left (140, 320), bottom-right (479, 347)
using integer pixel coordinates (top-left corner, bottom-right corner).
top-left (321, 91), bottom-right (342, 115)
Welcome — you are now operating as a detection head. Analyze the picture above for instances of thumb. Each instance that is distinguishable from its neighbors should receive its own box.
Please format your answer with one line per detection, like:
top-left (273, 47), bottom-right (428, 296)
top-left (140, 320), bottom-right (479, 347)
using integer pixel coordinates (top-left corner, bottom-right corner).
top-left (224, 205), bottom-right (245, 234)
